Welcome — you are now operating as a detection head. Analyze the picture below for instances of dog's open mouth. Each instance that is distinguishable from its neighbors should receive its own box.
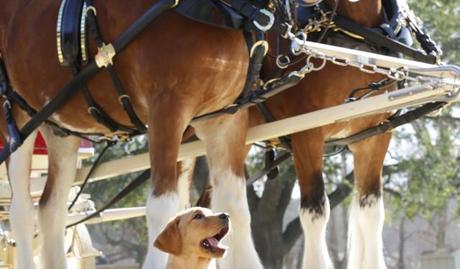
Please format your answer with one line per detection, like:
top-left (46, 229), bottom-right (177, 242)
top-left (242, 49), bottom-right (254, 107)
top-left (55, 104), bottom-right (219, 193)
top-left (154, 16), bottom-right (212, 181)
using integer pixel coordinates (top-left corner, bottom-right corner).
top-left (200, 226), bottom-right (229, 252)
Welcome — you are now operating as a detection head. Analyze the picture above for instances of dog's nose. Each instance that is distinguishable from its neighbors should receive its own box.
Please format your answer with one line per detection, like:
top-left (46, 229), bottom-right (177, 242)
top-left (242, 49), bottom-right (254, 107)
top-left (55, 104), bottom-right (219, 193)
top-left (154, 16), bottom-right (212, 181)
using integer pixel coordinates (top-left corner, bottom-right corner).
top-left (219, 213), bottom-right (229, 220)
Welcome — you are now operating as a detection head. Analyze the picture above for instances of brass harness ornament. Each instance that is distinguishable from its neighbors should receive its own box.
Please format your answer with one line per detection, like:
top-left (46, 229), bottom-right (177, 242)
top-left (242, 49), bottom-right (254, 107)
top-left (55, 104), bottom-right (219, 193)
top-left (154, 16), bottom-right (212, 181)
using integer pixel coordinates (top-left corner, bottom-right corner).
top-left (95, 43), bottom-right (116, 68)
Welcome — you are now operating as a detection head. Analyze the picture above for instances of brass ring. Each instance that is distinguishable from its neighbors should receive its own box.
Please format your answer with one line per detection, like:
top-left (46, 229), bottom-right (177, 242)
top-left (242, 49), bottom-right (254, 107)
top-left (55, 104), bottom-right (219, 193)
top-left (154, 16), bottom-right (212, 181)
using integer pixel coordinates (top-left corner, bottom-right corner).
top-left (85, 6), bottom-right (97, 16)
top-left (88, 106), bottom-right (98, 114)
top-left (118, 94), bottom-right (130, 104)
top-left (250, 40), bottom-right (269, 58)
top-left (3, 100), bottom-right (11, 111)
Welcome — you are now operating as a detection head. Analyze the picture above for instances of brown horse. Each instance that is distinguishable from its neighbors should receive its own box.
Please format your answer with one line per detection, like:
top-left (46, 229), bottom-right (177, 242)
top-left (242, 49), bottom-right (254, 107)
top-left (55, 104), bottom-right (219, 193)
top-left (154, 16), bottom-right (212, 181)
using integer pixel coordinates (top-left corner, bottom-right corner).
top-left (3, 1), bottom-right (394, 269)
top-left (249, 0), bottom-right (392, 268)
top-left (0, 1), bottom-right (268, 268)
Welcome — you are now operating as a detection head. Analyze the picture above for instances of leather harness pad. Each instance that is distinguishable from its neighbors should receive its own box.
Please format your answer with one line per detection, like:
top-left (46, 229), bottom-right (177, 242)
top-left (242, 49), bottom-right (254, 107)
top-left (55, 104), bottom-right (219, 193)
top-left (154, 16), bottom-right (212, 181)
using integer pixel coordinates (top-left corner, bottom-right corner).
top-left (176, 0), bottom-right (244, 30)
top-left (59, 0), bottom-right (85, 66)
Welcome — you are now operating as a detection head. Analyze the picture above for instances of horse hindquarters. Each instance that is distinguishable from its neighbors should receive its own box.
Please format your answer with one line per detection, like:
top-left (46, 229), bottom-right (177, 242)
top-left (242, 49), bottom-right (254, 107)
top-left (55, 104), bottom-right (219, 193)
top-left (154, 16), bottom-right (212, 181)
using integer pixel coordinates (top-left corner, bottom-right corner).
top-left (193, 111), bottom-right (263, 269)
top-left (37, 125), bottom-right (80, 269)
top-left (347, 133), bottom-right (391, 269)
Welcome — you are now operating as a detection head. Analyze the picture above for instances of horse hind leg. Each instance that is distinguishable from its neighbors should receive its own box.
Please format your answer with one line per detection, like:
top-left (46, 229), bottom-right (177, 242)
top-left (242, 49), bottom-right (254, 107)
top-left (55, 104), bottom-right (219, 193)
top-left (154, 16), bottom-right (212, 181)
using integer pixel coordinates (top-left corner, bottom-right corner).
top-left (347, 133), bottom-right (391, 269)
top-left (290, 131), bottom-right (333, 269)
top-left (193, 111), bottom-right (263, 269)
top-left (37, 125), bottom-right (80, 269)
top-left (8, 131), bottom-right (38, 269)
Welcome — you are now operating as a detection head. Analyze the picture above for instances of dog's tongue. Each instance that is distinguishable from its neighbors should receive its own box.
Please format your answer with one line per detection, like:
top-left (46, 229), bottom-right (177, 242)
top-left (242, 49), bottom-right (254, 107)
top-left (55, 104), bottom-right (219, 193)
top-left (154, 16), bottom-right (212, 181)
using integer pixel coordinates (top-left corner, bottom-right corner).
top-left (207, 237), bottom-right (219, 248)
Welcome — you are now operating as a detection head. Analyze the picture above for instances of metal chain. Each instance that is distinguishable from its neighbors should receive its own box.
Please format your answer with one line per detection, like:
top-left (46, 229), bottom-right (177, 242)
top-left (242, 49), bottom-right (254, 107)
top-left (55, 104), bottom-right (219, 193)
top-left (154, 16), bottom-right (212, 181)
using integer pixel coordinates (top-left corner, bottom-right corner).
top-left (282, 30), bottom-right (437, 85)
top-left (301, 7), bottom-right (335, 35)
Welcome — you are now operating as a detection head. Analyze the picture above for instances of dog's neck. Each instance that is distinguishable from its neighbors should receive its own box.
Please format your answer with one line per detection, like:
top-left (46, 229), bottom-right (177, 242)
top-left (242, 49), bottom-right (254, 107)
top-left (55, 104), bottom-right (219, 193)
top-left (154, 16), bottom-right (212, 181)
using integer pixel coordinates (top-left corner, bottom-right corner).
top-left (167, 255), bottom-right (212, 269)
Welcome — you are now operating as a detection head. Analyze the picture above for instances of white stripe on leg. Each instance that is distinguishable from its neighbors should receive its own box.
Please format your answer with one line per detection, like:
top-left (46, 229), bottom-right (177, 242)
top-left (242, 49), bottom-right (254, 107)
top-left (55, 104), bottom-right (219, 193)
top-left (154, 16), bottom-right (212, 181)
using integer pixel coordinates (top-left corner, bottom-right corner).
top-left (38, 129), bottom-right (79, 269)
top-left (211, 170), bottom-right (262, 269)
top-left (359, 195), bottom-right (386, 269)
top-left (347, 195), bottom-right (364, 269)
top-left (9, 132), bottom-right (37, 269)
top-left (301, 195), bottom-right (333, 269)
top-left (347, 194), bottom-right (386, 269)
top-left (142, 192), bottom-right (179, 269)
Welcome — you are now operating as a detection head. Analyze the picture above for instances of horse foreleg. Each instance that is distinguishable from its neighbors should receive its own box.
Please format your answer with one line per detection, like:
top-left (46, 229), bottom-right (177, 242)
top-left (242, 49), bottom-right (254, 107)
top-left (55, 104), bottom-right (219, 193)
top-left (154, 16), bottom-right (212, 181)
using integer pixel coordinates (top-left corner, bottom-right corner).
top-left (194, 111), bottom-right (263, 269)
top-left (144, 191), bottom-right (180, 269)
top-left (142, 101), bottom-right (193, 269)
top-left (37, 125), bottom-right (80, 269)
top-left (347, 133), bottom-right (391, 269)
top-left (291, 131), bottom-right (333, 269)
top-left (8, 131), bottom-right (37, 269)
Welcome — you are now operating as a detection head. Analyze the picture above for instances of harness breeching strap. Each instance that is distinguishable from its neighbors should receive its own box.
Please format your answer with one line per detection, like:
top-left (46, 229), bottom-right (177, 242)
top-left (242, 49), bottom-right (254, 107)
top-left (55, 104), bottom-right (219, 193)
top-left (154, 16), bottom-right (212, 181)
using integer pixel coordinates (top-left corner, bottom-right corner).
top-left (85, 2), bottom-right (147, 133)
top-left (62, 0), bottom-right (146, 134)
top-left (0, 0), bottom-right (179, 163)
top-left (71, 65), bottom-right (136, 133)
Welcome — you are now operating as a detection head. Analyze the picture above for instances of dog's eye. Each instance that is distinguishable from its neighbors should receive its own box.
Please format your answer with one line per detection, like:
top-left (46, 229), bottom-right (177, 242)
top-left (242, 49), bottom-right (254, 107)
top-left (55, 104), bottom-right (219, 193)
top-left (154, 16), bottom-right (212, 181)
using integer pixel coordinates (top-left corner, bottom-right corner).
top-left (193, 213), bottom-right (205, 220)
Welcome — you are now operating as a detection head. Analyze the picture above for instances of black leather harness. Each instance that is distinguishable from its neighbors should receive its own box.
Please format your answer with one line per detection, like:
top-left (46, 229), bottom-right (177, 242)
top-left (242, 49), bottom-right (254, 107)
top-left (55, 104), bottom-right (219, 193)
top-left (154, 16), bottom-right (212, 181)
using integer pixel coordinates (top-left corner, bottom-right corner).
top-left (58, 0), bottom-right (147, 135)
top-left (0, 0), bottom-right (295, 162)
top-left (176, 0), bottom-right (245, 29)
top-left (0, 0), bottom-right (297, 229)
top-left (0, 0), bottom-right (443, 161)
top-left (0, 0), bottom-right (446, 227)
top-left (57, 0), bottom-right (88, 66)
top-left (296, 0), bottom-right (441, 63)
top-left (256, 0), bottom-right (444, 157)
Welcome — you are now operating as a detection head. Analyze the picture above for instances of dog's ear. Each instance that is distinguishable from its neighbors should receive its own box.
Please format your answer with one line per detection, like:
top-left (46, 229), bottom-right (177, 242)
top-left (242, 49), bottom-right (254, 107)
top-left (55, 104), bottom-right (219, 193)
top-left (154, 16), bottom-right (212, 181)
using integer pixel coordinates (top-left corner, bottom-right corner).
top-left (154, 217), bottom-right (182, 255)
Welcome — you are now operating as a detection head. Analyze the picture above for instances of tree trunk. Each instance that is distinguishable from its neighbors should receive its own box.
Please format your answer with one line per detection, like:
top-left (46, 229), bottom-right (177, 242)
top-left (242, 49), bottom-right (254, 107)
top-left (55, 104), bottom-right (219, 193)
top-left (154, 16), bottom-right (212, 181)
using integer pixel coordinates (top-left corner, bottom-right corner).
top-left (251, 220), bottom-right (286, 269)
top-left (397, 217), bottom-right (406, 269)
top-left (435, 204), bottom-right (448, 249)
top-left (248, 164), bottom-right (297, 269)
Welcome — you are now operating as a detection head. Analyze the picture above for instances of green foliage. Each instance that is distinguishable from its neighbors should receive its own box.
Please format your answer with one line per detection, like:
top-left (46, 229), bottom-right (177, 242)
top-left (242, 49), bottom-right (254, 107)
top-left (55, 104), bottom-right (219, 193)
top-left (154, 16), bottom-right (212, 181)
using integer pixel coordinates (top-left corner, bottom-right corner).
top-left (408, 0), bottom-right (460, 63)
top-left (385, 0), bottom-right (460, 223)
top-left (389, 119), bottom-right (459, 219)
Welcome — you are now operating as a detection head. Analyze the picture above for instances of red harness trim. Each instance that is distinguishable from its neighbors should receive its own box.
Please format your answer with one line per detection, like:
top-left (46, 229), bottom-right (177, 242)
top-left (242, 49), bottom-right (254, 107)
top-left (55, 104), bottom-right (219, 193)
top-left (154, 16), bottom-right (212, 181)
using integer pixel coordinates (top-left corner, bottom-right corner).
top-left (0, 132), bottom-right (93, 155)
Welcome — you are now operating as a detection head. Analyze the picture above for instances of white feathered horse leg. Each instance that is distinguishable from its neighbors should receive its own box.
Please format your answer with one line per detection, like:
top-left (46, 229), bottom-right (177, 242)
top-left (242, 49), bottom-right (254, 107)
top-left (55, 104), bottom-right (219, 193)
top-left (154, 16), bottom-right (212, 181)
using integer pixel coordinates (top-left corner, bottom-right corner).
top-left (142, 158), bottom-right (195, 269)
top-left (37, 125), bottom-right (80, 269)
top-left (8, 131), bottom-right (38, 269)
top-left (194, 111), bottom-right (263, 269)
top-left (347, 134), bottom-right (390, 269)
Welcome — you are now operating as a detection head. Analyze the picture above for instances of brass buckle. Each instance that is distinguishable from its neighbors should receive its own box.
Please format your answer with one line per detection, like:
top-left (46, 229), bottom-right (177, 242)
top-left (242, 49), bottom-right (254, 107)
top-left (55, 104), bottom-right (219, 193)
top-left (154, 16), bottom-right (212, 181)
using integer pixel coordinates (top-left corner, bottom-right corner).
top-left (95, 43), bottom-right (116, 68)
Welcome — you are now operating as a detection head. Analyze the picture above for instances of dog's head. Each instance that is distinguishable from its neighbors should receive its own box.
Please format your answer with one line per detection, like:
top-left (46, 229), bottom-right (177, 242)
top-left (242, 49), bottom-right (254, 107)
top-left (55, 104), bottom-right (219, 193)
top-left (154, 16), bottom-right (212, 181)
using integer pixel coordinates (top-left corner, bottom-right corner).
top-left (154, 207), bottom-right (230, 259)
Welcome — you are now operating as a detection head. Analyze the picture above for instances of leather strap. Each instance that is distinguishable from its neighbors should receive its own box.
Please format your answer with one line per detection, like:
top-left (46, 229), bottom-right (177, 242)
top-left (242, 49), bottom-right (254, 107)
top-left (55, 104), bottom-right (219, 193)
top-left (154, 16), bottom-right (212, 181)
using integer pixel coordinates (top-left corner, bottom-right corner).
top-left (0, 0), bottom-right (178, 163)
top-left (176, 0), bottom-right (244, 29)
top-left (334, 15), bottom-right (438, 63)
top-left (326, 102), bottom-right (446, 147)
top-left (66, 169), bottom-right (151, 228)
top-left (84, 0), bottom-right (147, 133)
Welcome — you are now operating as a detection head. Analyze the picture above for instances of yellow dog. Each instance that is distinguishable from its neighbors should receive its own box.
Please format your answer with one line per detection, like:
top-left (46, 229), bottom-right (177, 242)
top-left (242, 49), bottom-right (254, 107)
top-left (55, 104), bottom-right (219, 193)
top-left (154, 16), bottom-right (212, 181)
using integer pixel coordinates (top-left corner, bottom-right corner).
top-left (155, 207), bottom-right (230, 269)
